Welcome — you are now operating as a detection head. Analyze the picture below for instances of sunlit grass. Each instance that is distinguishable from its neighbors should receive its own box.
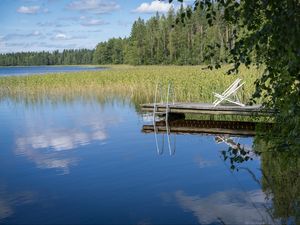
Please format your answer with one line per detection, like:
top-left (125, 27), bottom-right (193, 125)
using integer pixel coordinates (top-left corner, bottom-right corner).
top-left (0, 65), bottom-right (263, 106)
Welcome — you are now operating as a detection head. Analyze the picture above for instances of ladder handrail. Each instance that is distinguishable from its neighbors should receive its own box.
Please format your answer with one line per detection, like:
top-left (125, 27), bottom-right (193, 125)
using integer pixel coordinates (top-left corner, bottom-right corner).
top-left (153, 81), bottom-right (176, 156)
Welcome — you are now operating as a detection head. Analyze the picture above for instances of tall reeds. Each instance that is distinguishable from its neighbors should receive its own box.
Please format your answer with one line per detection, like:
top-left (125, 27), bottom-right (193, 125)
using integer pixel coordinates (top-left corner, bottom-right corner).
top-left (0, 65), bottom-right (262, 105)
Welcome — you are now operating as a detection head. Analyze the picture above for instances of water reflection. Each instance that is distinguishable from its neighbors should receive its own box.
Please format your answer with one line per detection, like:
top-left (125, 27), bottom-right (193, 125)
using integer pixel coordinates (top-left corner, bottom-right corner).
top-left (142, 117), bottom-right (299, 224)
top-left (15, 128), bottom-right (108, 174)
top-left (16, 129), bottom-right (107, 152)
top-left (142, 119), bottom-right (263, 157)
top-left (0, 186), bottom-right (35, 220)
top-left (223, 131), bottom-right (300, 224)
top-left (0, 97), bottom-right (298, 224)
top-left (256, 140), bottom-right (300, 225)
top-left (174, 189), bottom-right (274, 225)
top-left (216, 126), bottom-right (300, 224)
top-left (193, 155), bottom-right (216, 168)
top-left (10, 101), bottom-right (121, 174)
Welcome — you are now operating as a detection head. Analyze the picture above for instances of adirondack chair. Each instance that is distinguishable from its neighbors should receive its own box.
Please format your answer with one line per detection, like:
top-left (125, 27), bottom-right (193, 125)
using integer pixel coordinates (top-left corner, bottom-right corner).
top-left (213, 78), bottom-right (245, 107)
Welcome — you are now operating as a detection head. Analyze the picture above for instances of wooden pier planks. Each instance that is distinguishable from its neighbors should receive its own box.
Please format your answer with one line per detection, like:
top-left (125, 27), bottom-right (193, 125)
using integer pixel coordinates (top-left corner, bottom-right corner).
top-left (141, 102), bottom-right (274, 116)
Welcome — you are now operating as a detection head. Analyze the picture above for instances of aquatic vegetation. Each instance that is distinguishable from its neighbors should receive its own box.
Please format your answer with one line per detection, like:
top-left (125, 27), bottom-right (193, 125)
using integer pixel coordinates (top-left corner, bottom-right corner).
top-left (0, 65), bottom-right (263, 106)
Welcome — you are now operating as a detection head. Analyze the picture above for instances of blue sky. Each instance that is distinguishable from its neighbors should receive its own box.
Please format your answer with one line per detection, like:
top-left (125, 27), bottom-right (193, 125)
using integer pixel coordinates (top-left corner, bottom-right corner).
top-left (0, 0), bottom-right (188, 53)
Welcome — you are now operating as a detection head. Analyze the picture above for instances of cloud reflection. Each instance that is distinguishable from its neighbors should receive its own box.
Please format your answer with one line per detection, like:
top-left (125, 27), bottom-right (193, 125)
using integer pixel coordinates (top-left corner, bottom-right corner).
top-left (16, 129), bottom-right (107, 152)
top-left (174, 190), bottom-right (275, 225)
top-left (14, 111), bottom-right (120, 174)
top-left (0, 186), bottom-right (35, 221)
top-left (194, 155), bottom-right (216, 168)
top-left (0, 199), bottom-right (12, 220)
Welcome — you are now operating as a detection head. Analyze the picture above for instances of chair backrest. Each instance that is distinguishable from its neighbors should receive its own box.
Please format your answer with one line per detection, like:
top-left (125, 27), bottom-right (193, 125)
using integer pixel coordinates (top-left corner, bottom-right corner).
top-left (221, 78), bottom-right (242, 97)
top-left (213, 78), bottom-right (246, 107)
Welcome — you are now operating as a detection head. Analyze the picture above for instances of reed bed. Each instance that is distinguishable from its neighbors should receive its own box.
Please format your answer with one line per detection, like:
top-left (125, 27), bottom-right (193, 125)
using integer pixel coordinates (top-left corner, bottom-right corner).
top-left (0, 65), bottom-right (262, 106)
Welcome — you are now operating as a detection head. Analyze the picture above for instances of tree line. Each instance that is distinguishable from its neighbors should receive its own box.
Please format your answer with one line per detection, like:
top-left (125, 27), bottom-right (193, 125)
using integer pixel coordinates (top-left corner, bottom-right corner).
top-left (0, 49), bottom-right (94, 66)
top-left (1, 5), bottom-right (233, 66)
top-left (94, 5), bottom-right (234, 65)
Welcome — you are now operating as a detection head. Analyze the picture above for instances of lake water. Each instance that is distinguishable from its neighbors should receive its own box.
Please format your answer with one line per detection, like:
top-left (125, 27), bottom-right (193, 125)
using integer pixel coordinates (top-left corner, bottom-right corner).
top-left (0, 97), bottom-right (297, 224)
top-left (0, 66), bottom-right (106, 76)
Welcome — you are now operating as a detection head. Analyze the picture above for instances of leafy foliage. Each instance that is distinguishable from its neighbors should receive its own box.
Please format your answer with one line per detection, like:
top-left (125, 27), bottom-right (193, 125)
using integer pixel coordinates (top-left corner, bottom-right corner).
top-left (93, 38), bottom-right (124, 65)
top-left (255, 137), bottom-right (300, 224)
top-left (221, 135), bottom-right (300, 223)
top-left (94, 7), bottom-right (235, 65)
top-left (169, 0), bottom-right (300, 140)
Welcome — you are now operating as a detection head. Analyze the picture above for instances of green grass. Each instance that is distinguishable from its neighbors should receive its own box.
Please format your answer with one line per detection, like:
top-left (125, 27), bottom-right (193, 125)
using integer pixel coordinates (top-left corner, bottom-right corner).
top-left (0, 65), bottom-right (263, 106)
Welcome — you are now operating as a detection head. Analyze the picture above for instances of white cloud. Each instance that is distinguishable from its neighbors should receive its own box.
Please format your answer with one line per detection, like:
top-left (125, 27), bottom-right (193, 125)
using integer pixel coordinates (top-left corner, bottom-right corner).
top-left (0, 41), bottom-right (80, 53)
top-left (2, 31), bottom-right (42, 41)
top-left (81, 19), bottom-right (108, 26)
top-left (54, 33), bottom-right (68, 40)
top-left (67, 0), bottom-right (120, 14)
top-left (32, 30), bottom-right (41, 36)
top-left (134, 0), bottom-right (172, 13)
top-left (51, 33), bottom-right (86, 41)
top-left (17, 5), bottom-right (41, 14)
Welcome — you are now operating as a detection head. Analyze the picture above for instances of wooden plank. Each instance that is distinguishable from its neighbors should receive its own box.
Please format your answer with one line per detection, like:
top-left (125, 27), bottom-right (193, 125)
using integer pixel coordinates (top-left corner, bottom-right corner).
top-left (141, 102), bottom-right (274, 116)
top-left (146, 102), bottom-right (262, 110)
top-left (142, 103), bottom-right (264, 111)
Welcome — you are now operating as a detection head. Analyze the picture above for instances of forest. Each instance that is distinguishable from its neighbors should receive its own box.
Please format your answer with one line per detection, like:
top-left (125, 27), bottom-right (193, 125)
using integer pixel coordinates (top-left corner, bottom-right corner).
top-left (0, 49), bottom-right (94, 66)
top-left (94, 5), bottom-right (233, 65)
top-left (0, 5), bottom-right (233, 66)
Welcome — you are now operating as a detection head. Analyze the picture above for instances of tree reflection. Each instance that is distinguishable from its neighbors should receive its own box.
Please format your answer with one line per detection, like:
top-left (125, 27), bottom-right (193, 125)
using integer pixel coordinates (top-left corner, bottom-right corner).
top-left (218, 136), bottom-right (253, 170)
top-left (142, 117), bottom-right (299, 223)
top-left (222, 133), bottom-right (300, 224)
top-left (255, 138), bottom-right (300, 225)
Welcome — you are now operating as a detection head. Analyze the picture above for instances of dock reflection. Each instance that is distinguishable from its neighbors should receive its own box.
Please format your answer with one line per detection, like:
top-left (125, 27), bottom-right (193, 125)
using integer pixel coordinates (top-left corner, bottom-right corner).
top-left (143, 119), bottom-right (273, 137)
top-left (142, 118), bottom-right (299, 223)
top-left (142, 118), bottom-right (273, 158)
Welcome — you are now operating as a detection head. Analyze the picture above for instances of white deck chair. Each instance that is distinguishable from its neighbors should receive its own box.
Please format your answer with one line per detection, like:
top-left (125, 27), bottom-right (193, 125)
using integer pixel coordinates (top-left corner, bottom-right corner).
top-left (213, 78), bottom-right (245, 107)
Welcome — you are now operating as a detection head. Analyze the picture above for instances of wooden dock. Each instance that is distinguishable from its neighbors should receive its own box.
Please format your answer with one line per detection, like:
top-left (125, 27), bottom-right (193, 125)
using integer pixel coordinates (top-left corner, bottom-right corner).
top-left (141, 102), bottom-right (274, 116)
top-left (142, 120), bottom-right (273, 137)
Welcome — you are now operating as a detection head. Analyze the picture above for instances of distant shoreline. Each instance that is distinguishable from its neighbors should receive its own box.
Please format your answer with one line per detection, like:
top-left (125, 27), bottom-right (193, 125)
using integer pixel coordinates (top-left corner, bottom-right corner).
top-left (0, 65), bottom-right (109, 77)
top-left (0, 65), bottom-right (106, 68)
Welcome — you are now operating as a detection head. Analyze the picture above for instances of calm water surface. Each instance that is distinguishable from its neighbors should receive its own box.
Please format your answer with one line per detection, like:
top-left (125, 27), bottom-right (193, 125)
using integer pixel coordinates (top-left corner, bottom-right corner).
top-left (0, 98), bottom-right (288, 224)
top-left (0, 66), bottom-right (105, 76)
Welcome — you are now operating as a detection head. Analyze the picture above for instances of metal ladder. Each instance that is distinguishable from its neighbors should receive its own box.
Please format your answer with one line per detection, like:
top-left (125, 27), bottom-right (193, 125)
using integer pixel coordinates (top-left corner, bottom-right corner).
top-left (153, 82), bottom-right (176, 155)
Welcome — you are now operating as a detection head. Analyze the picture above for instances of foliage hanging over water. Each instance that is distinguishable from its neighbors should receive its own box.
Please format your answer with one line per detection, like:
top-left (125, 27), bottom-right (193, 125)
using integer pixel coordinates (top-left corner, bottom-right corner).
top-left (168, 0), bottom-right (300, 143)
top-left (219, 133), bottom-right (300, 224)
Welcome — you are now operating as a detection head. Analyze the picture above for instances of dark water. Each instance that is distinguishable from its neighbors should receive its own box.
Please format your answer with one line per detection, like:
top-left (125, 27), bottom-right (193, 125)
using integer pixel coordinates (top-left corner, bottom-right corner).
top-left (0, 66), bottom-right (105, 76)
top-left (0, 98), bottom-right (297, 224)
